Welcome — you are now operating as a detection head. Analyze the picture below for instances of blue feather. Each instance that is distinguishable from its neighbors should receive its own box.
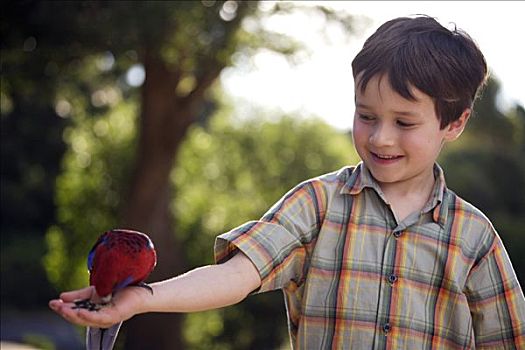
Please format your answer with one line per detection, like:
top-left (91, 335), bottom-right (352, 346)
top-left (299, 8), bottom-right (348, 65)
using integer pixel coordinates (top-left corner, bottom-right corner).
top-left (113, 275), bottom-right (134, 292)
top-left (87, 233), bottom-right (109, 272)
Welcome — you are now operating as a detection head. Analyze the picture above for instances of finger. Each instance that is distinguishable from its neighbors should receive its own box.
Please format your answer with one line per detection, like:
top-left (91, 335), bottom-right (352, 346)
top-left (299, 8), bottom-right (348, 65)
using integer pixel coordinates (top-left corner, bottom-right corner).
top-left (55, 304), bottom-right (109, 328)
top-left (59, 286), bottom-right (95, 302)
top-left (77, 308), bottom-right (119, 328)
top-left (49, 298), bottom-right (65, 312)
top-left (50, 301), bottom-right (90, 326)
top-left (49, 299), bottom-right (99, 327)
top-left (49, 299), bottom-right (80, 315)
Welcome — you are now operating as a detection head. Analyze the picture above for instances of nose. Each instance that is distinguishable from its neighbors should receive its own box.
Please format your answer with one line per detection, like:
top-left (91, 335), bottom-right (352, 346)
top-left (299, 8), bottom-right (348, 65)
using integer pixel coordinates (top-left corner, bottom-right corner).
top-left (369, 123), bottom-right (395, 147)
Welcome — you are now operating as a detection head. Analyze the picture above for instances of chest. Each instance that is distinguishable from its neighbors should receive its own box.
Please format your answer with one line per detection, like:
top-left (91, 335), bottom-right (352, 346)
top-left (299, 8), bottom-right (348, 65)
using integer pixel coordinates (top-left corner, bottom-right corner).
top-left (302, 193), bottom-right (473, 309)
top-left (288, 193), bottom-right (478, 348)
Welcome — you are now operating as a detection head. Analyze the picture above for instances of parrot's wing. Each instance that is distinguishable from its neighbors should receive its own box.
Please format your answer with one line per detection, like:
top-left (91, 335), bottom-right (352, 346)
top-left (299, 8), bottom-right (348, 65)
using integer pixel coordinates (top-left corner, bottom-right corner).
top-left (86, 322), bottom-right (123, 350)
top-left (87, 232), bottom-right (109, 272)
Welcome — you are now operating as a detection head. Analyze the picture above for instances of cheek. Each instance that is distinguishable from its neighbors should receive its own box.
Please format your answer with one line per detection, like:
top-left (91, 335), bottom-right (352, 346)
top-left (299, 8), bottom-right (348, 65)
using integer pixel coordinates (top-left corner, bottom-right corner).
top-left (351, 124), bottom-right (370, 160)
top-left (400, 134), bottom-right (423, 151)
top-left (352, 121), bottom-right (366, 144)
top-left (402, 132), bottom-right (442, 157)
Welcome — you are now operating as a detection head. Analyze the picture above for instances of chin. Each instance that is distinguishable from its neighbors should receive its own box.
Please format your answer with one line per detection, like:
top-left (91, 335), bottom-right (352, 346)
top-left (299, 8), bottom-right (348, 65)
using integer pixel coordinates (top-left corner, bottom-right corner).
top-left (372, 173), bottom-right (399, 185)
top-left (366, 166), bottom-right (392, 182)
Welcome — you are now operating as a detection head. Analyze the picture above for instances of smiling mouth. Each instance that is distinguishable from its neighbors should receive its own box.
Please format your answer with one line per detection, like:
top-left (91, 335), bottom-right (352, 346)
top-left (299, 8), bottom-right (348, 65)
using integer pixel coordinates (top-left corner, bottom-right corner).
top-left (371, 152), bottom-right (403, 161)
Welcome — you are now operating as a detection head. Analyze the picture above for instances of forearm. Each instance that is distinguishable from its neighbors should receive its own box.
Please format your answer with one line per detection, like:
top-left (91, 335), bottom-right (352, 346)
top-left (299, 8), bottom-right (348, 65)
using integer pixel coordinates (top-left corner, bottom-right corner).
top-left (139, 252), bottom-right (261, 314)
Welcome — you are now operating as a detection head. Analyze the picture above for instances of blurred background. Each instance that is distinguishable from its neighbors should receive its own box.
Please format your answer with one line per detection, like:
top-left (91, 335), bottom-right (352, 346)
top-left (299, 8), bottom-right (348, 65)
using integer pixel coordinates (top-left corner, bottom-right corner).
top-left (1, 1), bottom-right (523, 349)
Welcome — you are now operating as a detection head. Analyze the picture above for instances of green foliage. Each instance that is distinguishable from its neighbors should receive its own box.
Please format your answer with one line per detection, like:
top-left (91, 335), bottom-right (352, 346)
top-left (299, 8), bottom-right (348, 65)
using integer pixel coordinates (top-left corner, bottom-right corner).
top-left (173, 112), bottom-right (357, 349)
top-left (173, 112), bottom-right (357, 266)
top-left (2, 1), bottom-right (356, 320)
top-left (42, 92), bottom-right (356, 347)
top-left (43, 101), bottom-right (138, 291)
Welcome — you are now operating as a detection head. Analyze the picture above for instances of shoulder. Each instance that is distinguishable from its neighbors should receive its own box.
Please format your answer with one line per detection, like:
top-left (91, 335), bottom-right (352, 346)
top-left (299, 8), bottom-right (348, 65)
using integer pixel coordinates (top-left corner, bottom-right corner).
top-left (447, 191), bottom-right (492, 224)
top-left (301, 165), bottom-right (357, 189)
top-left (445, 190), bottom-right (498, 260)
top-left (272, 166), bottom-right (357, 215)
top-left (292, 165), bottom-right (357, 199)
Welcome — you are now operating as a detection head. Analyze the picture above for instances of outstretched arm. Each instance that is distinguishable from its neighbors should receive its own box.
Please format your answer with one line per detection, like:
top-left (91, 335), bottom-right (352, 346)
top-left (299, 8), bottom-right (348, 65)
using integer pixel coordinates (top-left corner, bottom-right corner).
top-left (49, 252), bottom-right (261, 329)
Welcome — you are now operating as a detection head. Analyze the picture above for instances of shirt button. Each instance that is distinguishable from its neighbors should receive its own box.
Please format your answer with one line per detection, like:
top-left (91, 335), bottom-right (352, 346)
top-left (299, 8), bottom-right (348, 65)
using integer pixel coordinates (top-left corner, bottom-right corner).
top-left (388, 274), bottom-right (398, 284)
top-left (383, 323), bottom-right (392, 334)
top-left (393, 231), bottom-right (402, 238)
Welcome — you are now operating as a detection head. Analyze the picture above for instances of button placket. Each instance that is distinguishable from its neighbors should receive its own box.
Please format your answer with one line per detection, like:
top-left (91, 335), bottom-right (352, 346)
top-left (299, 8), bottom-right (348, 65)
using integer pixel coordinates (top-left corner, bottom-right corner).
top-left (383, 322), bottom-right (392, 335)
top-left (382, 227), bottom-right (400, 339)
top-left (388, 274), bottom-right (398, 285)
top-left (375, 220), bottom-right (398, 344)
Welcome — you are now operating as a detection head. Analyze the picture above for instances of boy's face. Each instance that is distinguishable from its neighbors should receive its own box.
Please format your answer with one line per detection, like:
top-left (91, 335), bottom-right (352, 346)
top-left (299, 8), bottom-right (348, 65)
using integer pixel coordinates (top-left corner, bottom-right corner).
top-left (352, 74), bottom-right (467, 191)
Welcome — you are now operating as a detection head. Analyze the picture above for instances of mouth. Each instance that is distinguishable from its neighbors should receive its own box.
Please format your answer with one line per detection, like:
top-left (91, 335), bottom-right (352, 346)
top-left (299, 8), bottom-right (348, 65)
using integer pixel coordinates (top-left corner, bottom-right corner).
top-left (370, 152), bottom-right (404, 163)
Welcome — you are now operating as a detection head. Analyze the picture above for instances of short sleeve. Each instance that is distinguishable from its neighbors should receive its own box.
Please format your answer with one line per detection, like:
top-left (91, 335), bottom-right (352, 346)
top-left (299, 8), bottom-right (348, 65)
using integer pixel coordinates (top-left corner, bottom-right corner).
top-left (214, 180), bottom-right (326, 293)
top-left (465, 233), bottom-right (525, 348)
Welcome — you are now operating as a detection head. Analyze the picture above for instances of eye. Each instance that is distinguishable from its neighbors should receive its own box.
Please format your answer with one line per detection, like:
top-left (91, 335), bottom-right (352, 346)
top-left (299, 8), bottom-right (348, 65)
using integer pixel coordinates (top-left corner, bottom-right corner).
top-left (396, 120), bottom-right (415, 128)
top-left (357, 114), bottom-right (375, 122)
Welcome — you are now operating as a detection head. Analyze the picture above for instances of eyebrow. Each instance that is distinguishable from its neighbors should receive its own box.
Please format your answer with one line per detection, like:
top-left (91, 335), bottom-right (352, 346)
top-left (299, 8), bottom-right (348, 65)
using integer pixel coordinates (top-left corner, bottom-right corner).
top-left (355, 103), bottom-right (374, 111)
top-left (392, 110), bottom-right (420, 118)
top-left (355, 103), bottom-right (420, 118)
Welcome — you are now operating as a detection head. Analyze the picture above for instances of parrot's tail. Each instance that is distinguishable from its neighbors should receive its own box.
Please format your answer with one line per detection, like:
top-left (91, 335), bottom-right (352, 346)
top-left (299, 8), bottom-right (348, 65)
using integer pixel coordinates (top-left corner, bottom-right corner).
top-left (86, 322), bottom-right (123, 350)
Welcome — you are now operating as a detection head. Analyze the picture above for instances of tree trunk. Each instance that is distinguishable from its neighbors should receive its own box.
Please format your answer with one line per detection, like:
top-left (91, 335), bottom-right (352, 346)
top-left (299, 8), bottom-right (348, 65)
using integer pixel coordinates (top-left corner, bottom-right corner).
top-left (120, 51), bottom-right (196, 350)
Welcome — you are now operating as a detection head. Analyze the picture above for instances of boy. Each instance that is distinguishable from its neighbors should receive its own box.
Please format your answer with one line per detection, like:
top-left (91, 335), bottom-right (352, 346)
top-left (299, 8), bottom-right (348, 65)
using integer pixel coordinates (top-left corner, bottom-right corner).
top-left (50, 16), bottom-right (525, 349)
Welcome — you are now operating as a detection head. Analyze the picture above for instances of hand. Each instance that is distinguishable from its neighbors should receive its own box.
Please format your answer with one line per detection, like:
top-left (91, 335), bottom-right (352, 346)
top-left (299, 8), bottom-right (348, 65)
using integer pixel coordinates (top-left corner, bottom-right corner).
top-left (49, 285), bottom-right (149, 328)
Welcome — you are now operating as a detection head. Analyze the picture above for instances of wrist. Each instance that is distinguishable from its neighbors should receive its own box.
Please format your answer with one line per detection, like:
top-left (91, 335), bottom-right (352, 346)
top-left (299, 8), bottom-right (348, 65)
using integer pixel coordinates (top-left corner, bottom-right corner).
top-left (130, 283), bottom-right (156, 315)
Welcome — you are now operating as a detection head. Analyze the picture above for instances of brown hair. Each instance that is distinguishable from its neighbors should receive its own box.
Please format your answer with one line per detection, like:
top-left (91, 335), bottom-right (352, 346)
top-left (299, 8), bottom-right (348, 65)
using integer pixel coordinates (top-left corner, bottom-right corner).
top-left (352, 15), bottom-right (488, 128)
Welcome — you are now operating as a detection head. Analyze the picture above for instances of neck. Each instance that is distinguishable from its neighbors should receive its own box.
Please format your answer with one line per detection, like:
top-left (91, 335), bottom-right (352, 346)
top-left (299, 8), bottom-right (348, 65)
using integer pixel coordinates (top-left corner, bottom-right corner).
top-left (379, 168), bottom-right (436, 222)
top-left (382, 174), bottom-right (435, 199)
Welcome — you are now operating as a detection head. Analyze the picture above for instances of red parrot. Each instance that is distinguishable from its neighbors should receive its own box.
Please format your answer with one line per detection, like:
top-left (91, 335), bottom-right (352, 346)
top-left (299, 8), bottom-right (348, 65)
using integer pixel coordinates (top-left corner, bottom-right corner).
top-left (73, 229), bottom-right (157, 350)
top-left (88, 229), bottom-right (157, 301)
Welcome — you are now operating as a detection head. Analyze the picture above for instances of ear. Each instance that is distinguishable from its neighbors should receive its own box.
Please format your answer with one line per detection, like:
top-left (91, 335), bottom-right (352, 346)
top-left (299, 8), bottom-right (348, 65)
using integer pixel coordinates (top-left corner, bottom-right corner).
top-left (444, 108), bottom-right (470, 141)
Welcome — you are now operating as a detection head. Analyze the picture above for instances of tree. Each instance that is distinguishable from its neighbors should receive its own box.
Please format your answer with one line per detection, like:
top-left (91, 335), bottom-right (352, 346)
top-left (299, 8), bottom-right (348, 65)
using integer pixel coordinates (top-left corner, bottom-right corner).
top-left (1, 1), bottom-right (357, 347)
top-left (48, 99), bottom-right (358, 348)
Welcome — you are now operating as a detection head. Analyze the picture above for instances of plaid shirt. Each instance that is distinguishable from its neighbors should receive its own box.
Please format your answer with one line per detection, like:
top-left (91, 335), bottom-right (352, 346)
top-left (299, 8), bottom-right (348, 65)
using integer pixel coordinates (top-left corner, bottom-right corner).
top-left (215, 163), bottom-right (525, 349)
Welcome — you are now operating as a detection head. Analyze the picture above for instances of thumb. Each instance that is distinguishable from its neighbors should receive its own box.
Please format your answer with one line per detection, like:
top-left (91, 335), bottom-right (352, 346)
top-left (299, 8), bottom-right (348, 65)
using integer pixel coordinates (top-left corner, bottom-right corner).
top-left (60, 286), bottom-right (95, 302)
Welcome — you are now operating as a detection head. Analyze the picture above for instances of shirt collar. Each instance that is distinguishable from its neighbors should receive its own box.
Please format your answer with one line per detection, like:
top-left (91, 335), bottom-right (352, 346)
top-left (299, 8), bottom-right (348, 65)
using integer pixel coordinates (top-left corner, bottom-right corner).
top-left (339, 162), bottom-right (448, 226)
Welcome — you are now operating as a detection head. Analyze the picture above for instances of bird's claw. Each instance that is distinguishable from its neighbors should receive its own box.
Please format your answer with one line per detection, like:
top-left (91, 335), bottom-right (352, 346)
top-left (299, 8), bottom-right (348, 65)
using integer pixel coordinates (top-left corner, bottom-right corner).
top-left (137, 282), bottom-right (154, 295)
top-left (73, 299), bottom-right (102, 311)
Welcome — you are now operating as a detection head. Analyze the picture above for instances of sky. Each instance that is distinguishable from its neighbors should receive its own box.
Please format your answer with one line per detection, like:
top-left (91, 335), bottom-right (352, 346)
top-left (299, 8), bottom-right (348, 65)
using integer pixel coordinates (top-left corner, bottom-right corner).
top-left (220, 1), bottom-right (525, 131)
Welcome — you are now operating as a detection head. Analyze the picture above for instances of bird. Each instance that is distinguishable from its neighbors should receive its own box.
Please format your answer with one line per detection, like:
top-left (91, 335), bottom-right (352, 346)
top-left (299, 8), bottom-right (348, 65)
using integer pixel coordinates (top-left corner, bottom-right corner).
top-left (73, 228), bottom-right (157, 350)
